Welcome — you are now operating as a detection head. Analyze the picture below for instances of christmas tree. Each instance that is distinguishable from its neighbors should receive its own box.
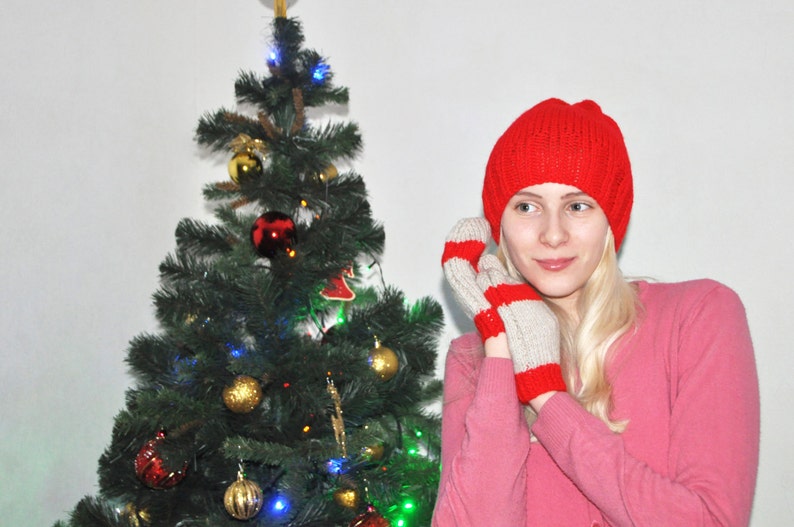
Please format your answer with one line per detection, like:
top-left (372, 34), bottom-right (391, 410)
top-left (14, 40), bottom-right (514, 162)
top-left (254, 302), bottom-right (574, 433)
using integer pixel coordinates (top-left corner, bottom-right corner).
top-left (56, 7), bottom-right (442, 527)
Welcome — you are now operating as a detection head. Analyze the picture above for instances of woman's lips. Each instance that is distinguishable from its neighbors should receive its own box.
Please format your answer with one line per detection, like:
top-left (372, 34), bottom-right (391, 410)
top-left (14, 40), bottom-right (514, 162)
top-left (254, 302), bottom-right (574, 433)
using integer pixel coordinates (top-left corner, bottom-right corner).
top-left (535, 257), bottom-right (575, 272)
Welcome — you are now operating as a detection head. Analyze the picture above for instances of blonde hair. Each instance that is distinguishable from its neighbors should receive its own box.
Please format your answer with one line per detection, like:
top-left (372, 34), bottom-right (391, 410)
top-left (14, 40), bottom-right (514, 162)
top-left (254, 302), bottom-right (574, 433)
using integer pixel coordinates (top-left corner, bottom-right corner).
top-left (501, 230), bottom-right (639, 432)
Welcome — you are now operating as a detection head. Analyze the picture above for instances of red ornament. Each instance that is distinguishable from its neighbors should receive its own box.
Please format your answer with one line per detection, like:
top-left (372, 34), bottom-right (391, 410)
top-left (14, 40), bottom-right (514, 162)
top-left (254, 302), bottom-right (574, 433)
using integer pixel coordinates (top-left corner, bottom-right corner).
top-left (321, 267), bottom-right (355, 301)
top-left (250, 211), bottom-right (297, 258)
top-left (349, 504), bottom-right (390, 527)
top-left (134, 431), bottom-right (189, 489)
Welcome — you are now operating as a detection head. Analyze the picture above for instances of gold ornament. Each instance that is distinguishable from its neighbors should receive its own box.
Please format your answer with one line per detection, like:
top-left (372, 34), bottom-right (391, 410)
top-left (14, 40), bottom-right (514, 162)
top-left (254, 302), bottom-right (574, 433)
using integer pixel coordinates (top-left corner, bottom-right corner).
top-left (361, 443), bottom-right (384, 461)
top-left (317, 164), bottom-right (339, 183)
top-left (333, 487), bottom-right (360, 509)
top-left (274, 0), bottom-right (287, 18)
top-left (121, 503), bottom-right (151, 527)
top-left (229, 133), bottom-right (266, 154)
top-left (223, 375), bottom-right (263, 413)
top-left (227, 152), bottom-right (263, 184)
top-left (368, 339), bottom-right (399, 381)
top-left (327, 378), bottom-right (348, 458)
top-left (224, 471), bottom-right (264, 520)
top-left (184, 313), bottom-right (209, 327)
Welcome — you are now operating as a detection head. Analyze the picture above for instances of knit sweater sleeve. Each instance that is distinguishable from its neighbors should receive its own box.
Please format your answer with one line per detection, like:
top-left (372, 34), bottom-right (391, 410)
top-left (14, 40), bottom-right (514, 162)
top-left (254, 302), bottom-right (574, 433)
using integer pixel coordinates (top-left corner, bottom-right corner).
top-left (532, 282), bottom-right (760, 526)
top-left (432, 333), bottom-right (531, 527)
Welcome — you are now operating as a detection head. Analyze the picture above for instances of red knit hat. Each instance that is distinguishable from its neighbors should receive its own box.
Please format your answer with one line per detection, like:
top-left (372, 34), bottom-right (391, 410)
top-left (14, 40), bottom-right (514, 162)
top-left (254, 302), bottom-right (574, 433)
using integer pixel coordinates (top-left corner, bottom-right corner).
top-left (482, 98), bottom-right (633, 250)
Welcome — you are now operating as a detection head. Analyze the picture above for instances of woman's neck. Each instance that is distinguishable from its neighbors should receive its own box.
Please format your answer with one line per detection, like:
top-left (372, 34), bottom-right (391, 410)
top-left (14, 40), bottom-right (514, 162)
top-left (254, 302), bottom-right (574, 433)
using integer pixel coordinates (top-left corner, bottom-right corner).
top-left (546, 293), bottom-right (580, 327)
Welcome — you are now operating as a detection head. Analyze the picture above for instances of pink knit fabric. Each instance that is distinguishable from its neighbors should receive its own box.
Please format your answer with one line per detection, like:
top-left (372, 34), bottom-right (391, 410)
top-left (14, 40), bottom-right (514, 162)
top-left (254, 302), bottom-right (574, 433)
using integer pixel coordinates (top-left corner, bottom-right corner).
top-left (432, 280), bottom-right (759, 526)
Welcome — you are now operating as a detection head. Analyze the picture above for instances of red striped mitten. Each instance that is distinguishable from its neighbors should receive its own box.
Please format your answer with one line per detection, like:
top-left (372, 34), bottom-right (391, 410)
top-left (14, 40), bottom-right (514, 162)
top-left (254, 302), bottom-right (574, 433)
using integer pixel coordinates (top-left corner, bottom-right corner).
top-left (476, 254), bottom-right (566, 404)
top-left (441, 218), bottom-right (506, 341)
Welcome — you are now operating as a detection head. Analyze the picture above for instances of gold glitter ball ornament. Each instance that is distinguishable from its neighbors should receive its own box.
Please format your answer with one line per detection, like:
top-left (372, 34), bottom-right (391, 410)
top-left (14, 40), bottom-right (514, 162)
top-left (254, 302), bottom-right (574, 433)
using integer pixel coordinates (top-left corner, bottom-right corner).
top-left (317, 164), bottom-right (338, 183)
top-left (224, 472), bottom-right (264, 520)
top-left (333, 487), bottom-right (360, 509)
top-left (361, 443), bottom-right (385, 461)
top-left (121, 503), bottom-right (151, 527)
top-left (227, 152), bottom-right (263, 183)
top-left (222, 375), bottom-right (263, 413)
top-left (367, 342), bottom-right (399, 381)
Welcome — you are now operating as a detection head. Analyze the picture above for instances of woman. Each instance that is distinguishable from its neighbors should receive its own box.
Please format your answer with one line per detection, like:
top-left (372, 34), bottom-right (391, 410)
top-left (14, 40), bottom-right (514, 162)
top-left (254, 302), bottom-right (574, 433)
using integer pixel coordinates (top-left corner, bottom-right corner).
top-left (432, 98), bottom-right (759, 526)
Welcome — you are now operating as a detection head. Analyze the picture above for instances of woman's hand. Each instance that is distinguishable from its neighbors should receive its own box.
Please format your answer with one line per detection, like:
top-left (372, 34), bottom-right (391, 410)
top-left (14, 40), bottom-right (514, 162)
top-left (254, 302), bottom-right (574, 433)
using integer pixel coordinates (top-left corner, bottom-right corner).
top-left (475, 254), bottom-right (566, 404)
top-left (441, 217), bottom-right (507, 340)
top-left (442, 218), bottom-right (566, 404)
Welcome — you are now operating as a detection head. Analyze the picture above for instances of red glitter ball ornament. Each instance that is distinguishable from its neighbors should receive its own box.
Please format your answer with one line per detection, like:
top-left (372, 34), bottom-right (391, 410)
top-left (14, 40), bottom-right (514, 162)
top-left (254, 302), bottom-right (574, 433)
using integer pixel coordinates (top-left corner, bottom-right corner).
top-left (349, 504), bottom-right (390, 527)
top-left (134, 431), bottom-right (189, 489)
top-left (250, 211), bottom-right (297, 258)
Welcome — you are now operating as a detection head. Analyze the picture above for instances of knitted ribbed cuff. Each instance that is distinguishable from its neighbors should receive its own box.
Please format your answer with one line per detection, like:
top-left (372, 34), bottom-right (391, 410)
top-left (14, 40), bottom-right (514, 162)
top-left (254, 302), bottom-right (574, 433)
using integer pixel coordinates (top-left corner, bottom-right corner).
top-left (514, 363), bottom-right (567, 405)
top-left (473, 307), bottom-right (505, 341)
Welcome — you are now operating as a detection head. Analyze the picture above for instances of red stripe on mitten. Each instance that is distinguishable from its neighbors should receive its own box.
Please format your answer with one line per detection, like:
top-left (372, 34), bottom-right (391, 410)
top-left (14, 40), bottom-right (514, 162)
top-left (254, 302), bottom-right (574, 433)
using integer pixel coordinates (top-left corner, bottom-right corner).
top-left (514, 363), bottom-right (567, 404)
top-left (442, 240), bottom-right (487, 268)
top-left (483, 283), bottom-right (541, 306)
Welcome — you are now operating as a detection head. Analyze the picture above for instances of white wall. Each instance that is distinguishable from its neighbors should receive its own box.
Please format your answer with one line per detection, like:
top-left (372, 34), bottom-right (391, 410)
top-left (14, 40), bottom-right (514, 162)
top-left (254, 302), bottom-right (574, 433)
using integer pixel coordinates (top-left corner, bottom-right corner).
top-left (1, 1), bottom-right (791, 525)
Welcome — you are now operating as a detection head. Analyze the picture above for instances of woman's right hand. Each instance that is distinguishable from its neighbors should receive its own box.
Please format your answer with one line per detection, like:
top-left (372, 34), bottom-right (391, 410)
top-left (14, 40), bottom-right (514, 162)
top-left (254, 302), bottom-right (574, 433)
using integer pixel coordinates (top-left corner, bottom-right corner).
top-left (441, 217), bottom-right (566, 404)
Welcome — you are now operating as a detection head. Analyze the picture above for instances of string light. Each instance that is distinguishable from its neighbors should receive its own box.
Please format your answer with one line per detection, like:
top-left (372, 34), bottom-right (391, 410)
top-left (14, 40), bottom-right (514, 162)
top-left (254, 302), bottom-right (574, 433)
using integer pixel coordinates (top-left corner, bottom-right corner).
top-left (393, 498), bottom-right (416, 526)
top-left (269, 495), bottom-right (289, 514)
top-left (267, 49), bottom-right (281, 68)
top-left (326, 457), bottom-right (346, 475)
top-left (226, 343), bottom-right (245, 359)
top-left (311, 62), bottom-right (329, 84)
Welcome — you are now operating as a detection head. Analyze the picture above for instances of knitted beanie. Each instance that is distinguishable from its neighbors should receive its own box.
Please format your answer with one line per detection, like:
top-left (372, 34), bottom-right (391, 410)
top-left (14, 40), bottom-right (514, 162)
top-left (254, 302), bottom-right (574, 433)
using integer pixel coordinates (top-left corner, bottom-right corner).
top-left (482, 98), bottom-right (633, 249)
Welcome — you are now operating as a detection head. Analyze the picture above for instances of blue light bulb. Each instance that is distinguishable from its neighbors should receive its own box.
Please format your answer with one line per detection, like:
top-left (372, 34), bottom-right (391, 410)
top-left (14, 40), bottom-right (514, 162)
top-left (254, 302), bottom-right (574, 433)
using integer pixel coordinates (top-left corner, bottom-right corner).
top-left (311, 63), bottom-right (329, 84)
top-left (226, 343), bottom-right (245, 358)
top-left (326, 457), bottom-right (346, 475)
top-left (271, 495), bottom-right (289, 514)
top-left (267, 49), bottom-right (281, 67)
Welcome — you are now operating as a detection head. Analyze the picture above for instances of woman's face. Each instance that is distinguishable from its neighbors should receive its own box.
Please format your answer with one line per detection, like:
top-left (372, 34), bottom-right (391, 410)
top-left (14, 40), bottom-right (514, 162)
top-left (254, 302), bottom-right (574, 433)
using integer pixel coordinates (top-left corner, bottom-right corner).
top-left (500, 182), bottom-right (609, 313)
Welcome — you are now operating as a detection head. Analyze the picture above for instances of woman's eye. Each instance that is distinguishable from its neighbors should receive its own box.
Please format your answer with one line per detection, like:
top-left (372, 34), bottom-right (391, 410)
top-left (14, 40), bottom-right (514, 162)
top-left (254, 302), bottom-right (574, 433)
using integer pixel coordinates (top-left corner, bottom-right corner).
top-left (517, 202), bottom-right (537, 213)
top-left (569, 202), bottom-right (592, 212)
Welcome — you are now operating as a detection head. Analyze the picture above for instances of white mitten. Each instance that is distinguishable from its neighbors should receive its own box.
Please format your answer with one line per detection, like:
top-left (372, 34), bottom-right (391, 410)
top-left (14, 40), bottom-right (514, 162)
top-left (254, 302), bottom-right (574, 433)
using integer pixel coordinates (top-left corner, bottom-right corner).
top-left (441, 218), bottom-right (505, 341)
top-left (476, 255), bottom-right (565, 404)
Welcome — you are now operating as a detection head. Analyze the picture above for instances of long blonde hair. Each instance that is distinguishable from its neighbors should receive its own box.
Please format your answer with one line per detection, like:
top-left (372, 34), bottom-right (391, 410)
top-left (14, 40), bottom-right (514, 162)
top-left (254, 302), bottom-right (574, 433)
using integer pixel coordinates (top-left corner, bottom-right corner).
top-left (501, 230), bottom-right (639, 432)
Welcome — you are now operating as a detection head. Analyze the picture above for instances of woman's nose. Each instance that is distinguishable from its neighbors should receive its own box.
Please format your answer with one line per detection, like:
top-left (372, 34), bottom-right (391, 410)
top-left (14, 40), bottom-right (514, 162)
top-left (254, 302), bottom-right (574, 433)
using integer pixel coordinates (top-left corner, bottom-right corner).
top-left (539, 213), bottom-right (568, 247)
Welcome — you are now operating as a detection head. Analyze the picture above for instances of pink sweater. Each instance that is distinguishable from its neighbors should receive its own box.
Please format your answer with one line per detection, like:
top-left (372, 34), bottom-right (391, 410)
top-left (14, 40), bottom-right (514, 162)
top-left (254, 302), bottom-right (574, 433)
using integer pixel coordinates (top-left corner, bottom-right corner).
top-left (432, 280), bottom-right (759, 527)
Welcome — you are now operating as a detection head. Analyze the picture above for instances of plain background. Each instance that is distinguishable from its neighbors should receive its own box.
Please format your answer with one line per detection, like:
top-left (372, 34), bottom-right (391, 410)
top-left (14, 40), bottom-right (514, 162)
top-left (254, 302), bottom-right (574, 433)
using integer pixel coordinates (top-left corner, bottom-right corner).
top-left (1, 1), bottom-right (791, 525)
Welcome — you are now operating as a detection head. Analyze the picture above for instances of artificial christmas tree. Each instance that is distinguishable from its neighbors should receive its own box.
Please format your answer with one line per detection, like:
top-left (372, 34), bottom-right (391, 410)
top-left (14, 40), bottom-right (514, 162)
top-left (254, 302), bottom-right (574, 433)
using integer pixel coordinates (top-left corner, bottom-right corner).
top-left (56, 7), bottom-right (442, 527)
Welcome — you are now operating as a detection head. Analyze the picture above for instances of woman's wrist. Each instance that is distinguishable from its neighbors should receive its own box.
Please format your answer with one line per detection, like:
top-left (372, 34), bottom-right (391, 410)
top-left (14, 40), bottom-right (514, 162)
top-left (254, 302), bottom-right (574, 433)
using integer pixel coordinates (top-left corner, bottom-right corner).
top-left (529, 391), bottom-right (557, 412)
top-left (483, 333), bottom-right (511, 358)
